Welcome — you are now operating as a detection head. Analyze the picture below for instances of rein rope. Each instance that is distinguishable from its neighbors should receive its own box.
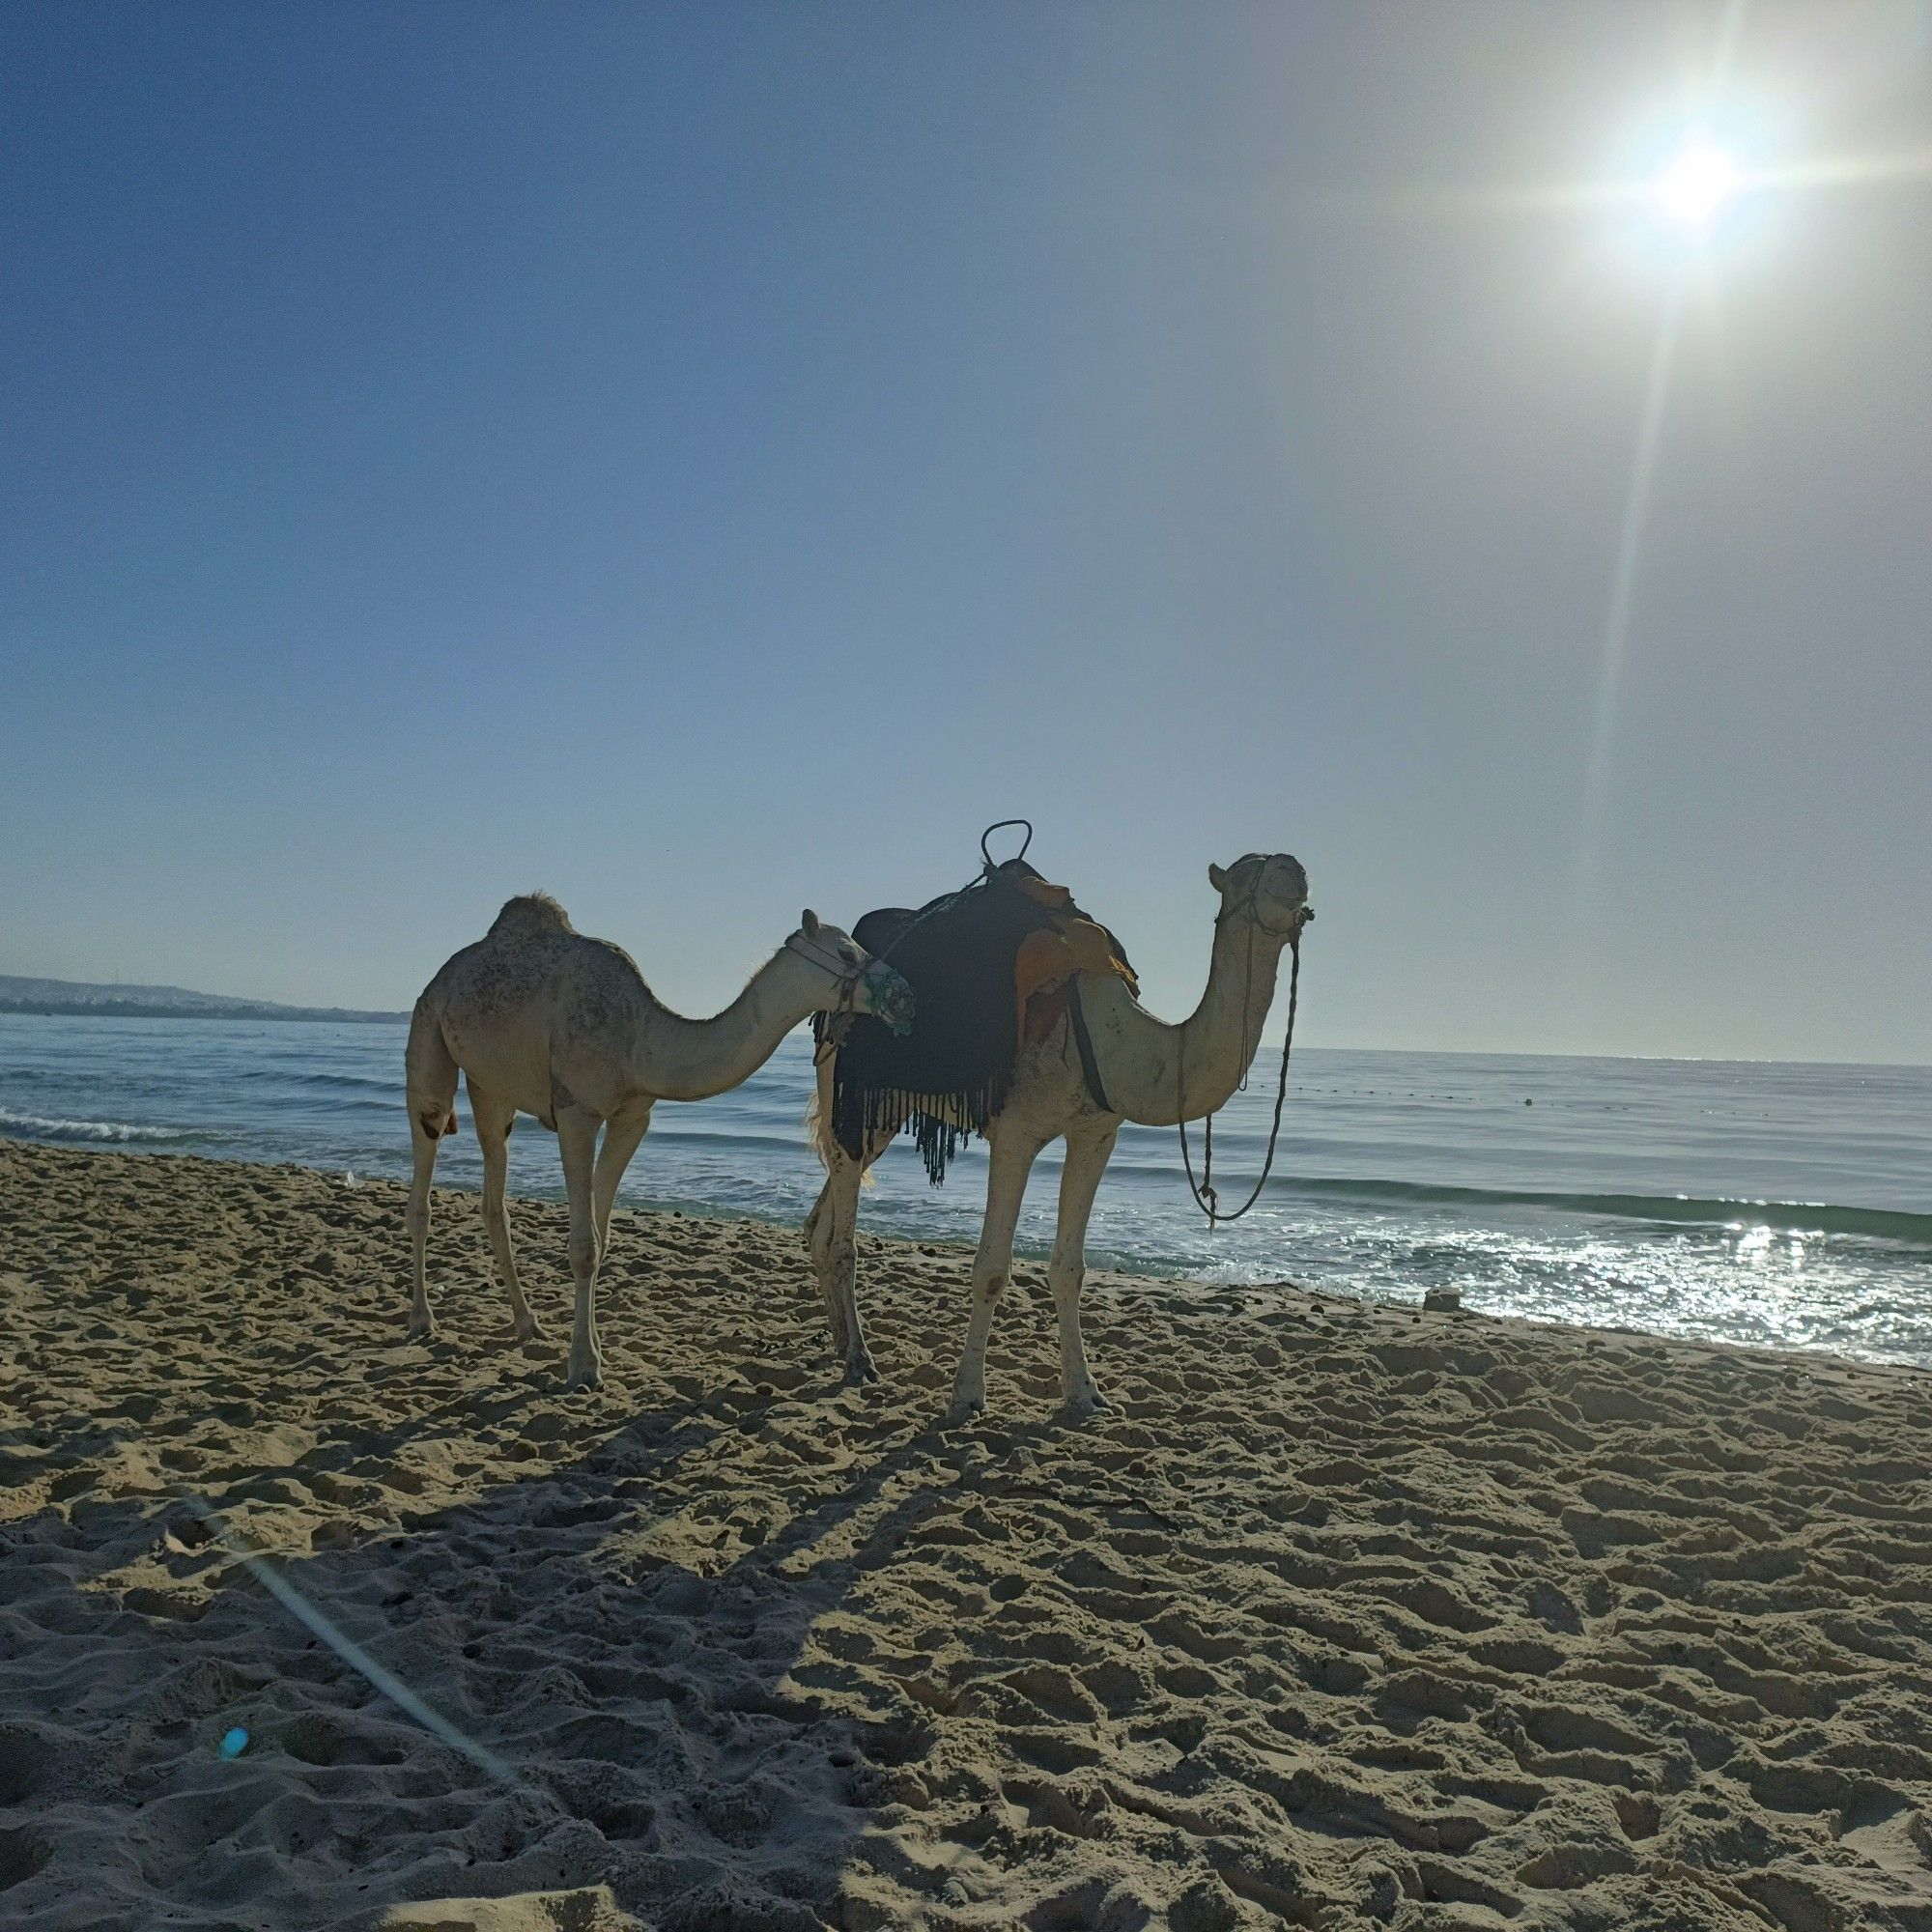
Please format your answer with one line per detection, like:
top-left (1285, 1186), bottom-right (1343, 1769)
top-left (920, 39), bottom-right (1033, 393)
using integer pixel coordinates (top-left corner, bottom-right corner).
top-left (1177, 893), bottom-right (1308, 1225)
top-left (865, 818), bottom-right (1037, 973)
top-left (812, 820), bottom-right (1036, 1066)
top-left (807, 822), bottom-right (1037, 1067)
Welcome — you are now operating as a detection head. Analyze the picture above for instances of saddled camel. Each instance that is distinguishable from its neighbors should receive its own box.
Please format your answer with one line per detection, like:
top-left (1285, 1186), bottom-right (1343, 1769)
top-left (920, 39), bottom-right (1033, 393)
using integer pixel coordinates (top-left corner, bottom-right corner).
top-left (806, 852), bottom-right (1310, 1421)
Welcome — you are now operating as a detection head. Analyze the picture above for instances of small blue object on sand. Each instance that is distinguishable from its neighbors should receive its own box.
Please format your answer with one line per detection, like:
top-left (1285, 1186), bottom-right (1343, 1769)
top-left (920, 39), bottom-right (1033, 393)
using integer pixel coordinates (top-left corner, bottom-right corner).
top-left (219, 1727), bottom-right (249, 1759)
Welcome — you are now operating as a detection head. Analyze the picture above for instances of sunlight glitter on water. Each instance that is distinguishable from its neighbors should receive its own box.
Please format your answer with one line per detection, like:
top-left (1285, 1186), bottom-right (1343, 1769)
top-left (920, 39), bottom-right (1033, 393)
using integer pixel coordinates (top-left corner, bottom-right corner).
top-left (3, 1015), bottom-right (1928, 1366)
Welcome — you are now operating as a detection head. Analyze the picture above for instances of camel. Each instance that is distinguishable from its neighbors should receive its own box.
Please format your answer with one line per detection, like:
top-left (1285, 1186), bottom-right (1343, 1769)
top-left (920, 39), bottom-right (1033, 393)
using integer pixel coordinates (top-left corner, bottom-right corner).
top-left (805, 852), bottom-right (1310, 1421)
top-left (406, 893), bottom-right (913, 1389)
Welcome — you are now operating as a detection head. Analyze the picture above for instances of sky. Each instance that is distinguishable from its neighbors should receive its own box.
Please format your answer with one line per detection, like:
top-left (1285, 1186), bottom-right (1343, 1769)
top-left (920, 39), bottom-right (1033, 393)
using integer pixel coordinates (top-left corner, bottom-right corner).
top-left (3, 3), bottom-right (1928, 1062)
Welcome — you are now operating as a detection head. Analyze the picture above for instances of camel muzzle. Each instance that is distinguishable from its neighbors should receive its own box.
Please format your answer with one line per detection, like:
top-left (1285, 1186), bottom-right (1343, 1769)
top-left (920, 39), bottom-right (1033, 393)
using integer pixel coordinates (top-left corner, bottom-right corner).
top-left (866, 965), bottom-right (916, 1037)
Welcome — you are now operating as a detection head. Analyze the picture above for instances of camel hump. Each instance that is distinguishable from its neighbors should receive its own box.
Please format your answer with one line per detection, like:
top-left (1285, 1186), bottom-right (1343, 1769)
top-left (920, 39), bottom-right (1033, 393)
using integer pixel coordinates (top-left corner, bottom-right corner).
top-left (489, 892), bottom-right (575, 937)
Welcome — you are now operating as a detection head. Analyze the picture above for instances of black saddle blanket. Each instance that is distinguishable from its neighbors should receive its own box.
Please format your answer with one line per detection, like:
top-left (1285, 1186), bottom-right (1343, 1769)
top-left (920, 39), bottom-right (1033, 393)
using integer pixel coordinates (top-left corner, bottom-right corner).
top-left (816, 860), bottom-right (1130, 1184)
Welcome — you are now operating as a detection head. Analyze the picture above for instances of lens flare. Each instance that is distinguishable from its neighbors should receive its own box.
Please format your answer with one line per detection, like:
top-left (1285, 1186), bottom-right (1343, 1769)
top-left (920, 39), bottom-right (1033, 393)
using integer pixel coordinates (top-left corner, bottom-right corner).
top-left (1655, 138), bottom-right (1738, 229)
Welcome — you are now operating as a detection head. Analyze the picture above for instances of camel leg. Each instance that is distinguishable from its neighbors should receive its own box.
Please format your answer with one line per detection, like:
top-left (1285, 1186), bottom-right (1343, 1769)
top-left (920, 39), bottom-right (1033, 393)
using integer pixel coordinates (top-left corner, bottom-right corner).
top-left (1049, 1122), bottom-right (1119, 1419)
top-left (558, 1108), bottom-right (605, 1390)
top-left (403, 1001), bottom-right (458, 1341)
top-left (803, 1178), bottom-right (851, 1358)
top-left (469, 1079), bottom-right (541, 1345)
top-left (405, 1118), bottom-right (441, 1341)
top-left (593, 1101), bottom-right (652, 1258)
top-left (948, 1125), bottom-right (1045, 1425)
top-left (820, 1146), bottom-right (878, 1382)
top-left (813, 1121), bottom-right (901, 1381)
top-left (804, 1051), bottom-right (853, 1357)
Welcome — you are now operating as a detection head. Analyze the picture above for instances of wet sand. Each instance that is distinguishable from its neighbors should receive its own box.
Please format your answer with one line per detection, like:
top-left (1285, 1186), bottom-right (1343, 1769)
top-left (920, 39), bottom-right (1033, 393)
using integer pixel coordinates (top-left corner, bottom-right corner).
top-left (3, 1136), bottom-right (1931, 1930)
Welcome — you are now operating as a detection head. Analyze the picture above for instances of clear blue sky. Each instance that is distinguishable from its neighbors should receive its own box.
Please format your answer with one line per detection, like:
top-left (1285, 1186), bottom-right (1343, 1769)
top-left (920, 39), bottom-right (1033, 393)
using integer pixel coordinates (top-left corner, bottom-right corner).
top-left (4, 4), bottom-right (1927, 1060)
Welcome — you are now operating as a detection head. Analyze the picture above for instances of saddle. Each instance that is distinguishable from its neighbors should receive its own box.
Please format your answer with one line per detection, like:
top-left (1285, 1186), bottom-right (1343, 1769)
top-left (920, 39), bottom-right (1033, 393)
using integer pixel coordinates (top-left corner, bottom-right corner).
top-left (816, 860), bottom-right (1137, 1183)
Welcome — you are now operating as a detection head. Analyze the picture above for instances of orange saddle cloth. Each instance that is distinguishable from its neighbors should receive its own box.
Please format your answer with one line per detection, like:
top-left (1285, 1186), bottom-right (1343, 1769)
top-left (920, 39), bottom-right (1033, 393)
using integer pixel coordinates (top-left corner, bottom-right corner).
top-left (1012, 875), bottom-right (1138, 1047)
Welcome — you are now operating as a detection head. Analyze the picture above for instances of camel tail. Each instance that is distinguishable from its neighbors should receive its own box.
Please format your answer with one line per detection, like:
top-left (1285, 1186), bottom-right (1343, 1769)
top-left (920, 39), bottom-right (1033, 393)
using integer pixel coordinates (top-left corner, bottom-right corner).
top-left (406, 996), bottom-right (460, 1140)
top-left (804, 1085), bottom-right (835, 1171)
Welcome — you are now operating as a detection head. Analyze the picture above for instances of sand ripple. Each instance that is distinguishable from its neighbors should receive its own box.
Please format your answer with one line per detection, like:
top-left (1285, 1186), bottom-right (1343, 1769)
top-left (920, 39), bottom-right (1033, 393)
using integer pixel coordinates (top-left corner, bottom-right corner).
top-left (3, 1139), bottom-right (1932, 1929)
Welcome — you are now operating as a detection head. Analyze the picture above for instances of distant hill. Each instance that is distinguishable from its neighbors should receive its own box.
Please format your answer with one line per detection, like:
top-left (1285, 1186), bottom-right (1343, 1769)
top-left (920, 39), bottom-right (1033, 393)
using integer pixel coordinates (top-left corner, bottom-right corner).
top-left (0, 974), bottom-right (403, 1023)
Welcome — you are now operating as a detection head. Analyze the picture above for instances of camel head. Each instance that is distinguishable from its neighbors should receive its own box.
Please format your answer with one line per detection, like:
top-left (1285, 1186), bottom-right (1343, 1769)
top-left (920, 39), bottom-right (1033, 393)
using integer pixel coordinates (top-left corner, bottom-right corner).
top-left (788, 911), bottom-right (916, 1036)
top-left (1208, 853), bottom-right (1313, 941)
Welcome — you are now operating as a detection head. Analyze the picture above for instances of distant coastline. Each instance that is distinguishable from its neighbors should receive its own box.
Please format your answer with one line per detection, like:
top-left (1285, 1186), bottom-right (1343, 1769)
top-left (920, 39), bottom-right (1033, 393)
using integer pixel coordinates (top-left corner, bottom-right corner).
top-left (0, 1000), bottom-right (402, 1022)
top-left (0, 974), bottom-right (401, 1025)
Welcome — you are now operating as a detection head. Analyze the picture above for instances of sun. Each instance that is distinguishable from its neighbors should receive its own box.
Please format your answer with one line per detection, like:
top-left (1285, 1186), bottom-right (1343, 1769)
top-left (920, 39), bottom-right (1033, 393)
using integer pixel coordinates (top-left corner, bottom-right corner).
top-left (1654, 136), bottom-right (1739, 231)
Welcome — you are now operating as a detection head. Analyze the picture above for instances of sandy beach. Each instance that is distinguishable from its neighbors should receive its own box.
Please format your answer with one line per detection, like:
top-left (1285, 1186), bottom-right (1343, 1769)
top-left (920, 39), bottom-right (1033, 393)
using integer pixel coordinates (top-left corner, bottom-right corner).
top-left (4, 1136), bottom-right (1931, 1930)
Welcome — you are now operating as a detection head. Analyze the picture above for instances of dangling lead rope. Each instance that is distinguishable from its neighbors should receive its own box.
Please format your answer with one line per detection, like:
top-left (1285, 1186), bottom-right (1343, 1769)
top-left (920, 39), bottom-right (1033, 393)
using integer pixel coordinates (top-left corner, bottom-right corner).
top-left (1179, 930), bottom-right (1302, 1225)
top-left (867, 819), bottom-right (1036, 977)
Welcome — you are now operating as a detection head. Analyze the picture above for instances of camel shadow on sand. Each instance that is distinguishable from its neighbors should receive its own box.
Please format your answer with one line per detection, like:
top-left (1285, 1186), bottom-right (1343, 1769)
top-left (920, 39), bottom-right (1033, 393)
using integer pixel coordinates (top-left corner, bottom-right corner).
top-left (0, 1330), bottom-right (1077, 1932)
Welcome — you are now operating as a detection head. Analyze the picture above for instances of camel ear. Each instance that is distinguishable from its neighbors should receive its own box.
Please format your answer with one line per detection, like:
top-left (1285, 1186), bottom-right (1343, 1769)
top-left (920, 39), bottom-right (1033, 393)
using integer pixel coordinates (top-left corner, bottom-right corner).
top-left (1208, 863), bottom-right (1230, 893)
top-left (801, 909), bottom-right (821, 938)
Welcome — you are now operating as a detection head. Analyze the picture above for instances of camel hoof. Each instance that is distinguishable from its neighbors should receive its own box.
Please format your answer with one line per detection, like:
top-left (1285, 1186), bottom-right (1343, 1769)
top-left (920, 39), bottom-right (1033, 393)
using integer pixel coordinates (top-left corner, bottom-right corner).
top-left (565, 1354), bottom-right (604, 1391)
top-left (405, 1315), bottom-right (435, 1343)
top-left (842, 1352), bottom-right (879, 1387)
top-left (943, 1395), bottom-right (986, 1428)
top-left (1060, 1386), bottom-right (1109, 1423)
top-left (513, 1317), bottom-right (545, 1345)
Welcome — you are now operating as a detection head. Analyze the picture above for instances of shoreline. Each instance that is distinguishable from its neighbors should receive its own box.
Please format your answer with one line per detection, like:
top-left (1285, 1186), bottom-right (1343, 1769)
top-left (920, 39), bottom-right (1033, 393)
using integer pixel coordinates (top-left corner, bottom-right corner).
top-left (7, 1125), bottom-right (1930, 1373)
top-left (5, 1136), bottom-right (1932, 1929)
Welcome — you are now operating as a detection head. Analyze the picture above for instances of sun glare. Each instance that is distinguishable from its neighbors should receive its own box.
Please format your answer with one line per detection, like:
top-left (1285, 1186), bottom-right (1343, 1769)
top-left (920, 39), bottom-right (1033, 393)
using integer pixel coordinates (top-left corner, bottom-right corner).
top-left (1655, 137), bottom-right (1739, 231)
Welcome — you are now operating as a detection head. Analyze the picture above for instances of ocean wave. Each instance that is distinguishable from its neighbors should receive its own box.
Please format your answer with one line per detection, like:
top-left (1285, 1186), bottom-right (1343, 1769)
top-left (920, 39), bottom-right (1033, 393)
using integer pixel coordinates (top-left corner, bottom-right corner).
top-left (1266, 1175), bottom-right (1932, 1246)
top-left (0, 1106), bottom-right (194, 1146)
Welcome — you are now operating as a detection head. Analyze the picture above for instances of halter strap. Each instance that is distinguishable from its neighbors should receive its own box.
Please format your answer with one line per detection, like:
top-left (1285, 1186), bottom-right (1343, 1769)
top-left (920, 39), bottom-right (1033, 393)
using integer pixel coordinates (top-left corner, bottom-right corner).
top-left (784, 935), bottom-right (875, 1017)
top-left (1214, 883), bottom-right (1315, 941)
top-left (786, 934), bottom-right (914, 1036)
top-left (784, 933), bottom-right (860, 981)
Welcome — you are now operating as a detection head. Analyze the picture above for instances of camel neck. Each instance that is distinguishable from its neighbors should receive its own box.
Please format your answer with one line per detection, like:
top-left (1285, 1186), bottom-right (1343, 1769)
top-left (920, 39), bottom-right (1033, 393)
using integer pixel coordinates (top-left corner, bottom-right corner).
top-left (1172, 913), bottom-right (1285, 1118)
top-left (1086, 910), bottom-right (1286, 1127)
top-left (636, 951), bottom-right (822, 1102)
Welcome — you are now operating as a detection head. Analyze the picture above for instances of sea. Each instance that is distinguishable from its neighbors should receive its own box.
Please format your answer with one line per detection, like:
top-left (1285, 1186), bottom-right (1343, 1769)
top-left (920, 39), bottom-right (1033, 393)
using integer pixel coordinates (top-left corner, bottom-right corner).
top-left (3, 1013), bottom-right (1928, 1369)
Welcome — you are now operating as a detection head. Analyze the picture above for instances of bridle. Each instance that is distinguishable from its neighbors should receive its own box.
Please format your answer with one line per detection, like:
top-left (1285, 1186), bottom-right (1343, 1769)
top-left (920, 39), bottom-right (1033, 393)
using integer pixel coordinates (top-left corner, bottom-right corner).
top-left (787, 933), bottom-right (914, 1034)
top-left (1178, 869), bottom-right (1313, 1225)
top-left (1215, 878), bottom-right (1311, 943)
top-left (785, 934), bottom-right (875, 1011)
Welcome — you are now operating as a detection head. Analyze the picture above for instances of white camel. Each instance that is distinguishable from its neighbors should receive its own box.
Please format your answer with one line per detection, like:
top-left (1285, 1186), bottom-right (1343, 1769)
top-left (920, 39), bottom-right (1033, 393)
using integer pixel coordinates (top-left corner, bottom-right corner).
top-left (407, 894), bottom-right (911, 1389)
top-left (806, 853), bottom-right (1310, 1421)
